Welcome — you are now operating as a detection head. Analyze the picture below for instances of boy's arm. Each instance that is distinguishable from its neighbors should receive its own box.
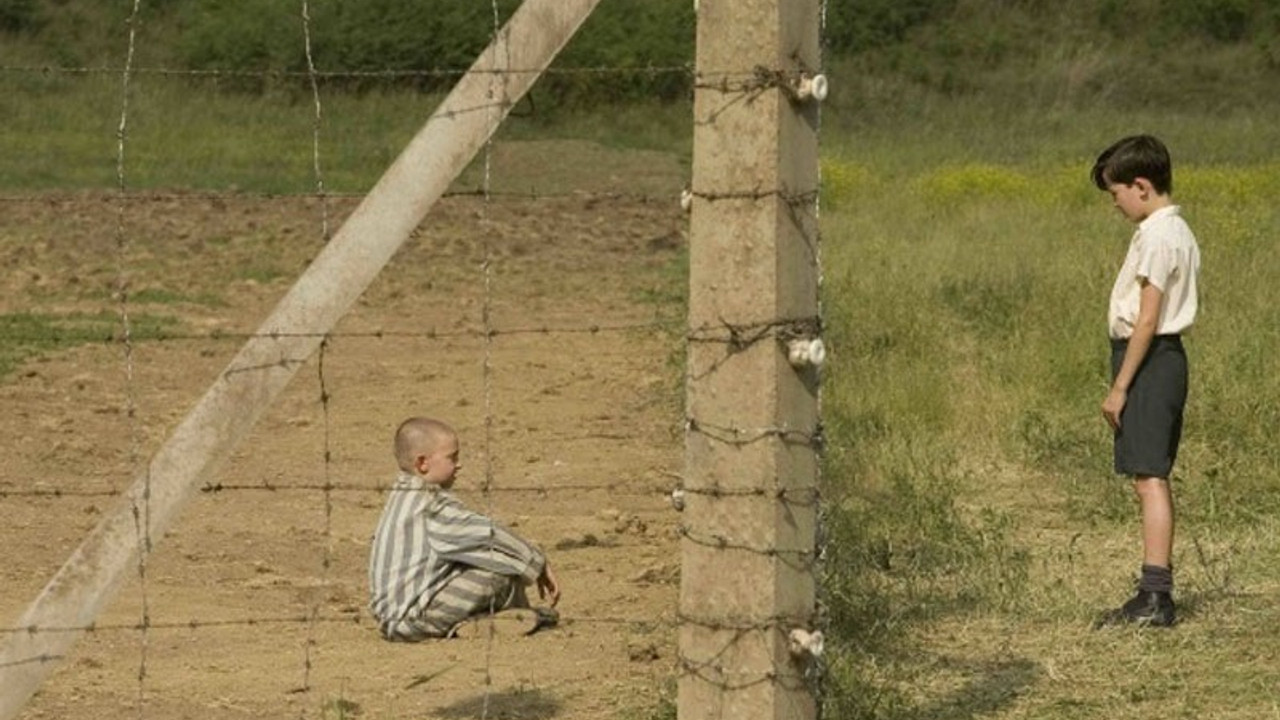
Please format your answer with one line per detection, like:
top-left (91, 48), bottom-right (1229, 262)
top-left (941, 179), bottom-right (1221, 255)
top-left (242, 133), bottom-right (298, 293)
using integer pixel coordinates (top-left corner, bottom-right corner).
top-left (428, 499), bottom-right (546, 583)
top-left (1103, 280), bottom-right (1163, 430)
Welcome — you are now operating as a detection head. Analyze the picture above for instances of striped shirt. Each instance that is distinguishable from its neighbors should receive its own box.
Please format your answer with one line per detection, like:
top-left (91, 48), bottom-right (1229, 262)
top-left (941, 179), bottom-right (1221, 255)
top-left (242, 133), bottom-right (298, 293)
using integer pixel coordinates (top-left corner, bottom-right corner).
top-left (368, 472), bottom-right (545, 627)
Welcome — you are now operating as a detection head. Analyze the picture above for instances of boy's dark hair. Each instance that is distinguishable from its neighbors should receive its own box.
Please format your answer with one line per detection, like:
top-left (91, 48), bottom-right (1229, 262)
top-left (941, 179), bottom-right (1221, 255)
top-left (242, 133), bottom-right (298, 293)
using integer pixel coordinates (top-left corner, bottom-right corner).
top-left (1091, 134), bottom-right (1173, 195)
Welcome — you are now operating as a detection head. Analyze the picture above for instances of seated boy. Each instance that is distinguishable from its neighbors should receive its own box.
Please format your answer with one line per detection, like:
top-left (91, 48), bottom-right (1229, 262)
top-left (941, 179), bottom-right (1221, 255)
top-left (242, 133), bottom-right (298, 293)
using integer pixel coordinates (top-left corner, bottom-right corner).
top-left (368, 417), bottom-right (560, 641)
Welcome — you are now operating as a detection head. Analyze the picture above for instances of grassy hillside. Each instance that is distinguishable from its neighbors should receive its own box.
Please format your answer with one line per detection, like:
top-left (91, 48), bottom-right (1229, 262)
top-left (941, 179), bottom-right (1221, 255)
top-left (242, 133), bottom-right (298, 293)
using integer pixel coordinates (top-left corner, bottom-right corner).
top-left (2, 0), bottom-right (1277, 113)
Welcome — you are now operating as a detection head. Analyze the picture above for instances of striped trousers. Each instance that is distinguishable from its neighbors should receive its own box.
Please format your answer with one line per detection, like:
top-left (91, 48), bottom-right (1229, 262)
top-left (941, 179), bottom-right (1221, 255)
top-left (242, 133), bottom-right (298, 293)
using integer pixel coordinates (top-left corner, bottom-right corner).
top-left (380, 568), bottom-right (525, 642)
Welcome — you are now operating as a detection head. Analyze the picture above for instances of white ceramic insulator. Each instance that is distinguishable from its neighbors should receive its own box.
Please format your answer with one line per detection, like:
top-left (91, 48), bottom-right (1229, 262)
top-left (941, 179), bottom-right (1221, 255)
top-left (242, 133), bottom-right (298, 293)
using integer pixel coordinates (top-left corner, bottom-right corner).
top-left (795, 73), bottom-right (829, 102)
top-left (788, 628), bottom-right (825, 659)
top-left (670, 488), bottom-right (686, 512)
top-left (787, 338), bottom-right (826, 368)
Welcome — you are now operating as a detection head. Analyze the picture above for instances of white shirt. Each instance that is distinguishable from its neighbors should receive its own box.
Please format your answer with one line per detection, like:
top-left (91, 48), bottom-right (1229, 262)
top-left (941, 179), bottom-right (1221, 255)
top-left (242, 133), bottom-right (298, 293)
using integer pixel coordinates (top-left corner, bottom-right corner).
top-left (1108, 205), bottom-right (1201, 340)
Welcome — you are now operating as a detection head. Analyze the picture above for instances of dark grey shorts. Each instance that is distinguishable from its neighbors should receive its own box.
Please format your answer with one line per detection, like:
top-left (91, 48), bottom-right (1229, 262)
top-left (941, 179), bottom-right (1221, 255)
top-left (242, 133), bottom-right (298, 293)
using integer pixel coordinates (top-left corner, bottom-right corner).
top-left (1110, 335), bottom-right (1188, 479)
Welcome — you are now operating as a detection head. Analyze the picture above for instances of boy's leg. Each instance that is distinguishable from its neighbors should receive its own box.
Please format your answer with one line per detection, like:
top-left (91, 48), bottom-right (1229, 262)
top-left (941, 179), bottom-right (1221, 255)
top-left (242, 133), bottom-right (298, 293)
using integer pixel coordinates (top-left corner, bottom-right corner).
top-left (379, 569), bottom-right (519, 641)
top-left (422, 568), bottom-right (519, 634)
top-left (1134, 476), bottom-right (1174, 569)
top-left (1095, 475), bottom-right (1177, 628)
top-left (439, 569), bottom-right (559, 639)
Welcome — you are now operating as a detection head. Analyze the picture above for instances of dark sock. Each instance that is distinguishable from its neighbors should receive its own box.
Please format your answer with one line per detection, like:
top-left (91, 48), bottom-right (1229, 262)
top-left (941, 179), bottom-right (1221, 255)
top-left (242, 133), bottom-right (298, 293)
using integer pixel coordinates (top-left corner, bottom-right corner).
top-left (1139, 563), bottom-right (1174, 594)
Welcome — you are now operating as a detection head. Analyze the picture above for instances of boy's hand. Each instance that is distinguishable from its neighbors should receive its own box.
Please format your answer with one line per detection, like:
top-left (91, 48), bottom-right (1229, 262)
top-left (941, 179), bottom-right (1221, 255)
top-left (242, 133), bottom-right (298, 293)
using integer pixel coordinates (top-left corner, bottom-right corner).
top-left (1102, 387), bottom-right (1127, 430)
top-left (536, 564), bottom-right (561, 607)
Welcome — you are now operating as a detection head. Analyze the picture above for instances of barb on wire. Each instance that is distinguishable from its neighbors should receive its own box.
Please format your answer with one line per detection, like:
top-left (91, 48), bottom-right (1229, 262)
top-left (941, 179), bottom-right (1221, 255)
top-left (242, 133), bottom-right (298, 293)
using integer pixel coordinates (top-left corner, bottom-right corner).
top-left (682, 183), bottom-right (822, 270)
top-left (679, 484), bottom-right (821, 507)
top-left (677, 526), bottom-right (817, 573)
top-left (685, 417), bottom-right (823, 451)
top-left (691, 66), bottom-right (785, 126)
top-left (687, 316), bottom-right (821, 348)
top-left (691, 64), bottom-right (822, 128)
top-left (692, 65), bottom-right (803, 95)
top-left (684, 315), bottom-right (822, 381)
top-left (685, 186), bottom-right (821, 265)
top-left (674, 622), bottom-right (813, 695)
top-left (677, 655), bottom-right (810, 693)
top-left (686, 187), bottom-right (818, 206)
top-left (676, 612), bottom-right (816, 633)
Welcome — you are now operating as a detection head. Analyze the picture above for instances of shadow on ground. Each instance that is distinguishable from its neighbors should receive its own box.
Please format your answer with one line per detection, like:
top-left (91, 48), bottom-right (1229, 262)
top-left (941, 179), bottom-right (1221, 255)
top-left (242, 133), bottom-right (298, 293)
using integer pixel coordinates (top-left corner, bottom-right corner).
top-left (906, 657), bottom-right (1040, 720)
top-left (433, 687), bottom-right (561, 720)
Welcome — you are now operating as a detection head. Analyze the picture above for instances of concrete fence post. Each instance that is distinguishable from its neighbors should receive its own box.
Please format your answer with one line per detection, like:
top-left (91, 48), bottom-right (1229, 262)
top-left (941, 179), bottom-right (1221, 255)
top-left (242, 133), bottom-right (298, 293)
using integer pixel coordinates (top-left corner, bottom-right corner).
top-left (680, 0), bottom-right (823, 718)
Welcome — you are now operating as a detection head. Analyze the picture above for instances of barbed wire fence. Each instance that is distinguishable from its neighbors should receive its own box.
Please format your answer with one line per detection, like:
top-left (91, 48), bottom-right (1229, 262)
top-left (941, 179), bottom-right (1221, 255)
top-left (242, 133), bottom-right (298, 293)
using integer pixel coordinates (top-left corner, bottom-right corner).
top-left (0, 1), bottom-right (826, 719)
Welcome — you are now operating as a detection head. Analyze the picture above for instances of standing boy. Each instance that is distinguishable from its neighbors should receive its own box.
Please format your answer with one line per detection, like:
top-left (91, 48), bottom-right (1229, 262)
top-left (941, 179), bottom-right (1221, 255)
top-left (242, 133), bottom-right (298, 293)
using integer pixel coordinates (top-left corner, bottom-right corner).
top-left (1091, 134), bottom-right (1201, 628)
top-left (368, 417), bottom-right (561, 641)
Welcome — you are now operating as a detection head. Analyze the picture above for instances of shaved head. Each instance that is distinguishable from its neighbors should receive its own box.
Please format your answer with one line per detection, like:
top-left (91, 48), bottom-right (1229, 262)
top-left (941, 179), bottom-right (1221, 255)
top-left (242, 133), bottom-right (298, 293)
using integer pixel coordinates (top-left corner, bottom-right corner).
top-left (394, 417), bottom-right (456, 472)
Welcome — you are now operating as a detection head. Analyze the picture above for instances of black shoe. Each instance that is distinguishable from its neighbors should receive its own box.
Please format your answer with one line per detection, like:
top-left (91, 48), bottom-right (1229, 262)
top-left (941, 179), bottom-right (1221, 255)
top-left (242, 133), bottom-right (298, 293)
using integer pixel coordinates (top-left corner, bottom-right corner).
top-left (1094, 590), bottom-right (1177, 629)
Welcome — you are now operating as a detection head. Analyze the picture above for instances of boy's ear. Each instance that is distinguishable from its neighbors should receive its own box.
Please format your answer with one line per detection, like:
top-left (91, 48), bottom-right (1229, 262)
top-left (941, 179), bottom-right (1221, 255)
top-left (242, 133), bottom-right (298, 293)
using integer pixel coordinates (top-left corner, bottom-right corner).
top-left (414, 454), bottom-right (431, 474)
top-left (1133, 177), bottom-right (1154, 197)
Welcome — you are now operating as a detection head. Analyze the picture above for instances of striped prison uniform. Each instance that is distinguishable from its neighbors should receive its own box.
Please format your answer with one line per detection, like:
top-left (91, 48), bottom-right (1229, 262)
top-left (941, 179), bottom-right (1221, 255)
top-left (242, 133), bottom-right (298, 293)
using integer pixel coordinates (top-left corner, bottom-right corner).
top-left (368, 472), bottom-right (546, 641)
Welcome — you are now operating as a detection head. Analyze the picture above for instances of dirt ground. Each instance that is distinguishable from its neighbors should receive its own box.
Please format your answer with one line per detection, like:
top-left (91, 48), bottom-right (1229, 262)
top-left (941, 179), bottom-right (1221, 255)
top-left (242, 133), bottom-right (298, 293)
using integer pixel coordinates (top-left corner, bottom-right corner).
top-left (0, 143), bottom-right (689, 719)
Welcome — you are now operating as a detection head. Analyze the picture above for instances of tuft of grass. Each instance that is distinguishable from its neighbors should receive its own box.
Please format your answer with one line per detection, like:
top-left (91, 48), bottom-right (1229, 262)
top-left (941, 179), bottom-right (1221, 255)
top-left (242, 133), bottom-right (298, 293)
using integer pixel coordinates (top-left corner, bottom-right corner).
top-left (130, 287), bottom-right (226, 307)
top-left (236, 264), bottom-right (286, 284)
top-left (321, 696), bottom-right (362, 720)
top-left (0, 311), bottom-right (180, 379)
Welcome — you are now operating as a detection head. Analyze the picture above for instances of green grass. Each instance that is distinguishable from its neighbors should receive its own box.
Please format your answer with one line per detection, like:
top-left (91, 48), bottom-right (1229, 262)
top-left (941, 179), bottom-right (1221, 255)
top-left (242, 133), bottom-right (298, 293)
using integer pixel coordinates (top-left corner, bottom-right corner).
top-left (130, 287), bottom-right (226, 307)
top-left (0, 72), bottom-right (447, 193)
top-left (0, 311), bottom-right (181, 379)
top-left (0, 71), bottom-right (693, 194)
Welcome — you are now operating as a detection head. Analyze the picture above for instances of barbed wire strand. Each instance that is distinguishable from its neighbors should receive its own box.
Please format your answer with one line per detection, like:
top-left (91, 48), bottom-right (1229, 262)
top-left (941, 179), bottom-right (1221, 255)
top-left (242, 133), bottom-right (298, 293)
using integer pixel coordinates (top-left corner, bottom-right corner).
top-left (1, 470), bottom-right (683, 500)
top-left (480, 3), bottom-right (505, 719)
top-left (109, 0), bottom-right (150, 716)
top-left (0, 62), bottom-right (694, 81)
top-left (0, 187), bottom-right (678, 204)
top-left (301, 0), bottom-right (331, 248)
top-left (297, 3), bottom-right (332, 712)
top-left (1, 611), bottom-right (686, 639)
top-left (294, 335), bottom-right (339, 710)
top-left (0, 319), bottom-right (678, 348)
